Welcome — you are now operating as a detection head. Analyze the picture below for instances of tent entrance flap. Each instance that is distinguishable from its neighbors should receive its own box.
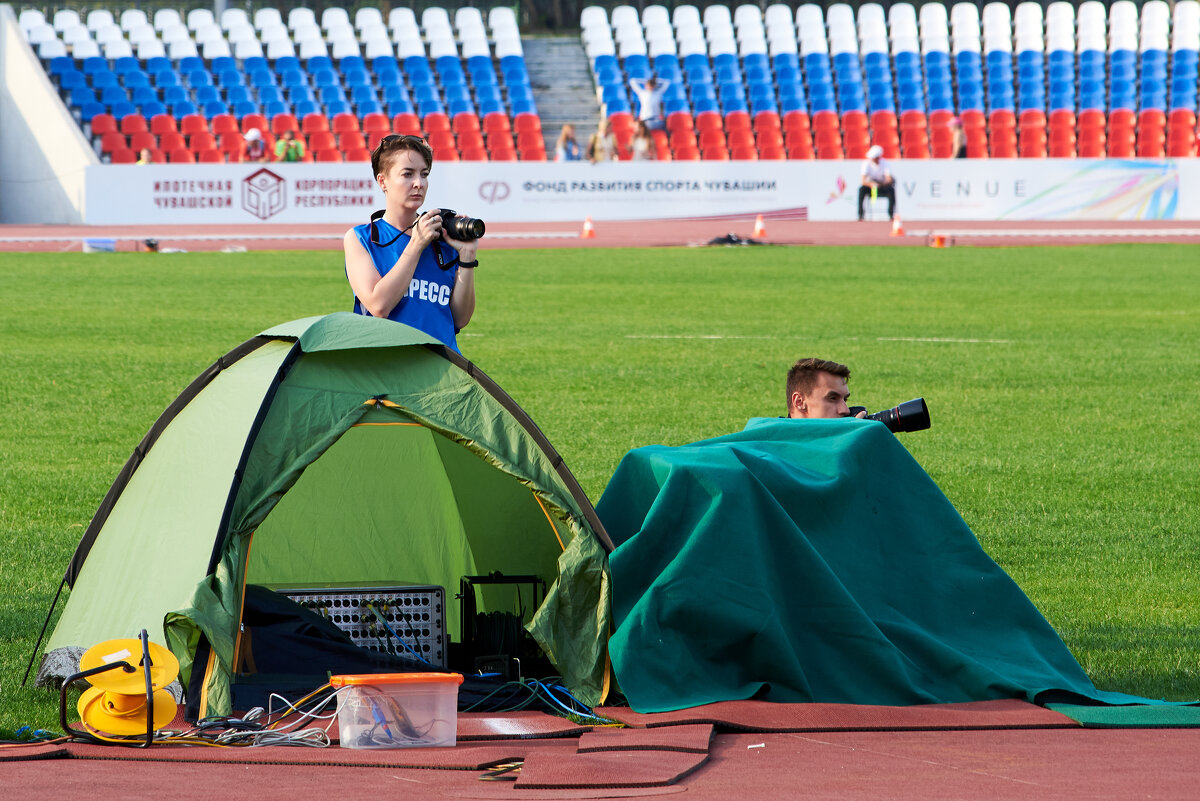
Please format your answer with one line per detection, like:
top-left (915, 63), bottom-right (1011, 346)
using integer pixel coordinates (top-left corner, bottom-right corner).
top-left (246, 417), bottom-right (565, 645)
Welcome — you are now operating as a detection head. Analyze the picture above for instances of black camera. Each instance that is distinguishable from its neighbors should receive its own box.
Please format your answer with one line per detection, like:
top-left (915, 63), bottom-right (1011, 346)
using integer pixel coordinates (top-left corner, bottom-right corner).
top-left (848, 398), bottom-right (931, 433)
top-left (435, 208), bottom-right (485, 241)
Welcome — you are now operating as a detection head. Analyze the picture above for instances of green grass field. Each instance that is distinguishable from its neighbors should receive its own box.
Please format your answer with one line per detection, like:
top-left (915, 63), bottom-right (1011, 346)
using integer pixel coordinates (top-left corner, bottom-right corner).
top-left (2, 243), bottom-right (1198, 732)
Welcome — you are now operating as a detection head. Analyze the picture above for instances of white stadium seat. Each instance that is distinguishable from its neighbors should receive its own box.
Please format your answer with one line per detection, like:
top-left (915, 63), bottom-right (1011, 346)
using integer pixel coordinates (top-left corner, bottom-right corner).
top-left (673, 5), bottom-right (702, 31)
top-left (186, 8), bottom-right (215, 32)
top-left (53, 10), bottom-right (81, 33)
top-left (644, 4), bottom-right (671, 29)
top-left (86, 9), bottom-right (114, 32)
top-left (254, 8), bottom-right (283, 31)
top-left (19, 9), bottom-right (47, 35)
top-left (489, 6), bottom-right (518, 33)
top-left (233, 38), bottom-right (265, 60)
top-left (152, 10), bottom-right (182, 33)
top-left (265, 38), bottom-right (296, 59)
top-left (288, 8), bottom-right (317, 31)
top-left (40, 38), bottom-right (69, 59)
top-left (138, 39), bottom-right (167, 59)
top-left (364, 37), bottom-right (396, 59)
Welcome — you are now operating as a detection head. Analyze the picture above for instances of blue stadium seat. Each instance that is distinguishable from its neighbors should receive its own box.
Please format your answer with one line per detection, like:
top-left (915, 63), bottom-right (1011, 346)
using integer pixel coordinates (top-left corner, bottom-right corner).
top-left (894, 51), bottom-right (920, 72)
top-left (414, 84), bottom-right (441, 104)
top-left (111, 101), bottom-right (137, 119)
top-left (100, 86), bottom-right (128, 106)
top-left (692, 95), bottom-right (719, 114)
top-left (219, 70), bottom-right (246, 89)
top-left (294, 100), bottom-right (321, 118)
top-left (347, 80), bottom-right (374, 101)
top-left (307, 55), bottom-right (333, 74)
top-left (357, 99), bottom-right (383, 116)
top-left (475, 85), bottom-right (502, 105)
top-left (124, 70), bottom-right (151, 90)
top-left (250, 69), bottom-right (277, 89)
top-left (376, 70), bottom-right (402, 89)
top-left (444, 85), bottom-right (471, 104)
top-left (49, 55), bottom-right (76, 78)
top-left (928, 86), bottom-right (954, 111)
top-left (383, 85), bottom-right (412, 106)
top-left (59, 70), bottom-right (88, 91)
top-left (257, 86), bottom-right (284, 105)
top-left (772, 52), bottom-right (799, 73)
top-left (780, 94), bottom-right (807, 113)
top-left (288, 86), bottom-right (316, 105)
top-left (110, 56), bottom-right (138, 75)
top-left (195, 85), bottom-right (221, 105)
top-left (79, 101), bottom-right (107, 121)
top-left (325, 99), bottom-right (353, 116)
top-left (242, 56), bottom-right (268, 74)
top-left (209, 56), bottom-right (234, 75)
top-left (344, 69), bottom-right (370, 88)
top-left (263, 100), bottom-right (289, 118)
top-left (418, 98), bottom-right (446, 116)
top-left (373, 55), bottom-right (400, 75)
top-left (624, 54), bottom-right (651, 79)
top-left (594, 53), bottom-right (619, 73)
top-left (131, 86), bottom-right (157, 106)
top-left (233, 101), bottom-right (260, 118)
top-left (226, 86), bottom-right (253, 105)
top-left (141, 100), bottom-right (167, 118)
top-left (69, 85), bottom-right (96, 106)
top-left (81, 56), bottom-right (109, 76)
top-left (92, 71), bottom-right (120, 89)
top-left (339, 55), bottom-right (365, 75)
top-left (320, 84), bottom-right (348, 105)
top-left (447, 98), bottom-right (474, 116)
top-left (161, 85), bottom-right (188, 106)
top-left (477, 97), bottom-right (504, 115)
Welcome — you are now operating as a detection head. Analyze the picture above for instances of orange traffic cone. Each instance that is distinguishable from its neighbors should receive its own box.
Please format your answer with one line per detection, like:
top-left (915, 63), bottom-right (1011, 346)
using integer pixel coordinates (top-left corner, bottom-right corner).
top-left (890, 215), bottom-right (904, 237)
top-left (752, 214), bottom-right (767, 238)
top-left (929, 233), bottom-right (948, 248)
top-left (580, 217), bottom-right (596, 238)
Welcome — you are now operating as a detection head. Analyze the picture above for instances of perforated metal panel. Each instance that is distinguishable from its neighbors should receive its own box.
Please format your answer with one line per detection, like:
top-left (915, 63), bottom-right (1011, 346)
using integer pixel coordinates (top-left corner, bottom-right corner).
top-left (277, 585), bottom-right (446, 667)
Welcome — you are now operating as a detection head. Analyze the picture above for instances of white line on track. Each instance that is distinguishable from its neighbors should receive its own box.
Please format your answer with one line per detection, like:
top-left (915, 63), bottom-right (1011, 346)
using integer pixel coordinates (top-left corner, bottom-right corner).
top-left (908, 228), bottom-right (1200, 238)
top-left (625, 335), bottom-right (1011, 343)
top-left (877, 337), bottom-right (1012, 344)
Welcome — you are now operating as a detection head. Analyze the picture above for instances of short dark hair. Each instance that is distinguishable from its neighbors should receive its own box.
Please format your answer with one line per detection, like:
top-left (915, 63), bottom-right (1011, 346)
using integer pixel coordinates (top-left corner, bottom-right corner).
top-left (786, 358), bottom-right (851, 404)
top-left (371, 134), bottom-right (434, 179)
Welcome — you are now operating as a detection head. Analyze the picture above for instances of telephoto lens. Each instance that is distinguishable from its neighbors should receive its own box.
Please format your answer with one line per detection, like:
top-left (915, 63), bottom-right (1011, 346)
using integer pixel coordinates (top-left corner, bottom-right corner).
top-left (438, 209), bottom-right (485, 241)
top-left (868, 398), bottom-right (930, 433)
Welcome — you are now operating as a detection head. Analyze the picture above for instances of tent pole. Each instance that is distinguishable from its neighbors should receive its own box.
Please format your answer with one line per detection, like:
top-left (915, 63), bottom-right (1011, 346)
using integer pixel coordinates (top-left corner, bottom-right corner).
top-left (21, 572), bottom-right (67, 687)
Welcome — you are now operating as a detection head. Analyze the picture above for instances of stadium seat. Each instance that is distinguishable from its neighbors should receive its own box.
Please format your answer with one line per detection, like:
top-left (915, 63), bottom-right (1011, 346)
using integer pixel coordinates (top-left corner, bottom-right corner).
top-left (167, 147), bottom-right (195, 163)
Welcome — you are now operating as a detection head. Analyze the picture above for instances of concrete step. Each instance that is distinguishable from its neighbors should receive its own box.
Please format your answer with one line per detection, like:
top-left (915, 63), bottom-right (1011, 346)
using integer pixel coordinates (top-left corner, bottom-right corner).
top-left (521, 35), bottom-right (603, 154)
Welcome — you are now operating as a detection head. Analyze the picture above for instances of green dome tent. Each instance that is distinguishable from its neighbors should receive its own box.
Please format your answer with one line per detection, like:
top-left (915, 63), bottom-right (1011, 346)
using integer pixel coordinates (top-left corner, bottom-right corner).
top-left (34, 313), bottom-right (613, 716)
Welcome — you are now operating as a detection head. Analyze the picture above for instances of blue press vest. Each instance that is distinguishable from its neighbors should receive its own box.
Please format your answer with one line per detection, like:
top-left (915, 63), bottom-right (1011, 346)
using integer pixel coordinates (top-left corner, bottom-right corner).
top-left (350, 219), bottom-right (461, 353)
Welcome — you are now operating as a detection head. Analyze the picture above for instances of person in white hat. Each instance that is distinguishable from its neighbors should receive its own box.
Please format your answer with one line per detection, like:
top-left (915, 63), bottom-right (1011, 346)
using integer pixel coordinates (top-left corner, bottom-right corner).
top-left (858, 145), bottom-right (896, 221)
top-left (244, 127), bottom-right (268, 163)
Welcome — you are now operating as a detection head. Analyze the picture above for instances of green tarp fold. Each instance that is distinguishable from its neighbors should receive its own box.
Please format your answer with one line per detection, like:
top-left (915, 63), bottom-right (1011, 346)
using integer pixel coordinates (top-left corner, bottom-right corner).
top-left (599, 418), bottom-right (1156, 713)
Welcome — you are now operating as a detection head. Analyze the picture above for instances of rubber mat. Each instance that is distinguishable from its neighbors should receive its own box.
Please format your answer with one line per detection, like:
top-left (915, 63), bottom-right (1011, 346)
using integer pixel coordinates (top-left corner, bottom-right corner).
top-left (64, 740), bottom-right (570, 769)
top-left (576, 724), bottom-right (712, 753)
top-left (1046, 703), bottom-right (1200, 728)
top-left (458, 711), bottom-right (592, 740)
top-left (514, 750), bottom-right (708, 789)
top-left (596, 698), bottom-right (1080, 731)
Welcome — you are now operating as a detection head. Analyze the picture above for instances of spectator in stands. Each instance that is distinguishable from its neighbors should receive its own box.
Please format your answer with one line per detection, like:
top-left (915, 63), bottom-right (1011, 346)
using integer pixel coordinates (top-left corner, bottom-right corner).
top-left (630, 121), bottom-right (654, 161)
top-left (274, 129), bottom-right (305, 162)
top-left (343, 134), bottom-right (476, 354)
top-left (630, 75), bottom-right (669, 131)
top-left (136, 148), bottom-right (153, 165)
top-left (858, 145), bottom-right (896, 221)
top-left (785, 358), bottom-right (867, 420)
top-left (244, 128), bottom-right (268, 163)
top-left (554, 124), bottom-right (582, 162)
top-left (586, 119), bottom-right (618, 163)
top-left (950, 118), bottom-right (967, 159)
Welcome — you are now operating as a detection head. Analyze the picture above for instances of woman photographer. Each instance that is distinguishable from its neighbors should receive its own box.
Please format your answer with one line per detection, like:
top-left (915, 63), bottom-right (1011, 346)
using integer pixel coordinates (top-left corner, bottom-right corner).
top-left (344, 135), bottom-right (476, 354)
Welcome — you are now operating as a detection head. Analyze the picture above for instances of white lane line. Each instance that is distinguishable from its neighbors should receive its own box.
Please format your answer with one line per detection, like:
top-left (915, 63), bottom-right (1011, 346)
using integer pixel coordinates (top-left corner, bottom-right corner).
top-left (908, 228), bottom-right (1200, 238)
top-left (877, 337), bottom-right (1012, 344)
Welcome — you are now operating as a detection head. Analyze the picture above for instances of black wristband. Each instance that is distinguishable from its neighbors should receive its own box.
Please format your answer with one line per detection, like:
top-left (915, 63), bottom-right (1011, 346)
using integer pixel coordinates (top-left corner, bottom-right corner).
top-left (458, 259), bottom-right (478, 269)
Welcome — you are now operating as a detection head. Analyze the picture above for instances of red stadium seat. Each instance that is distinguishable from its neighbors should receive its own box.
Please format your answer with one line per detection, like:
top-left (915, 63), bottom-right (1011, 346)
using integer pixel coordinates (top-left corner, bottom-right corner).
top-left (756, 128), bottom-right (784, 149)
top-left (990, 128), bottom-right (1017, 157)
top-left (90, 113), bottom-right (118, 136)
top-left (815, 144), bottom-right (844, 160)
top-left (702, 144), bottom-right (730, 160)
top-left (189, 131), bottom-right (217, 152)
top-left (424, 112), bottom-right (452, 134)
top-left (782, 110), bottom-right (811, 134)
top-left (149, 113), bottom-right (177, 135)
top-left (481, 112), bottom-right (511, 135)
top-left (518, 145), bottom-right (546, 161)
top-left (392, 112), bottom-right (421, 134)
top-left (785, 128), bottom-right (813, 156)
top-left (724, 110), bottom-right (751, 133)
top-left (219, 131), bottom-right (245, 158)
top-left (344, 147), bottom-right (372, 162)
top-left (841, 109), bottom-right (869, 133)
top-left (486, 131), bottom-right (514, 151)
top-left (167, 148), bottom-right (195, 163)
top-left (514, 130), bottom-right (543, 150)
top-left (118, 114), bottom-right (148, 135)
top-left (670, 129), bottom-right (698, 150)
top-left (759, 144), bottom-right (785, 159)
top-left (666, 111), bottom-right (694, 134)
top-left (606, 111), bottom-right (634, 135)
top-left (929, 109), bottom-right (955, 128)
top-left (210, 114), bottom-right (239, 135)
top-left (109, 147), bottom-right (137, 164)
top-left (1048, 140), bottom-right (1076, 158)
top-left (899, 110), bottom-right (927, 130)
top-left (812, 109), bottom-right (839, 132)
top-left (145, 148), bottom-right (167, 164)
top-left (457, 129), bottom-right (485, 150)
top-left (197, 149), bottom-right (224, 163)
top-left (730, 144), bottom-right (758, 160)
top-left (1078, 128), bottom-right (1106, 157)
top-left (452, 112), bottom-right (481, 134)
top-left (241, 113), bottom-right (268, 134)
top-left (302, 113), bottom-right (329, 134)
top-left (180, 114), bottom-right (209, 136)
top-left (362, 112), bottom-right (391, 134)
top-left (727, 129), bottom-right (755, 149)
top-left (158, 131), bottom-right (186, 151)
top-left (1019, 109), bottom-right (1046, 129)
top-left (695, 110), bottom-right (723, 133)
top-left (753, 110), bottom-right (782, 133)
top-left (460, 146), bottom-right (488, 161)
top-left (870, 109), bottom-right (898, 131)
top-left (673, 144), bottom-right (701, 160)
top-left (339, 131), bottom-right (366, 151)
top-left (308, 131), bottom-right (337, 151)
top-left (427, 129), bottom-right (457, 149)
top-left (1048, 109), bottom-right (1076, 129)
top-left (331, 112), bottom-right (360, 134)
top-left (99, 131), bottom-right (127, 154)
top-left (989, 109), bottom-right (1016, 130)
top-left (513, 112), bottom-right (542, 133)
top-left (271, 113), bottom-right (299, 135)
top-left (489, 146), bottom-right (518, 161)
top-left (698, 128), bottom-right (727, 149)
top-left (129, 130), bottom-right (157, 152)
top-left (316, 149), bottom-right (343, 162)
top-left (959, 109), bottom-right (986, 130)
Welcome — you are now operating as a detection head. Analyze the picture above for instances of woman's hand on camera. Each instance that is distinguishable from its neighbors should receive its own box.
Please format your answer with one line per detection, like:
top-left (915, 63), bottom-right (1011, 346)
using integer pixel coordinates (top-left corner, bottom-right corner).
top-left (409, 209), bottom-right (442, 249)
top-left (441, 213), bottom-right (478, 262)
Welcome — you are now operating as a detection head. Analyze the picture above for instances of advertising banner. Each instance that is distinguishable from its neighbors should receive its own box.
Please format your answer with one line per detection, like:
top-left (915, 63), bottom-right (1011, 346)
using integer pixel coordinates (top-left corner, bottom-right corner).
top-left (84, 159), bottom-right (1200, 225)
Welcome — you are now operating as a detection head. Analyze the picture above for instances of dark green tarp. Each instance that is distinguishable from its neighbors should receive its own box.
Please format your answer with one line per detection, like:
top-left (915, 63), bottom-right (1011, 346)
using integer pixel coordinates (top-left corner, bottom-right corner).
top-left (598, 418), bottom-right (1158, 713)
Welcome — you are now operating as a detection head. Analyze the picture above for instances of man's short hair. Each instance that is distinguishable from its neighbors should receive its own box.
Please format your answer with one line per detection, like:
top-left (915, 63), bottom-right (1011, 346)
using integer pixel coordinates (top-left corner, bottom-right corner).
top-left (786, 358), bottom-right (851, 403)
top-left (371, 134), bottom-right (434, 179)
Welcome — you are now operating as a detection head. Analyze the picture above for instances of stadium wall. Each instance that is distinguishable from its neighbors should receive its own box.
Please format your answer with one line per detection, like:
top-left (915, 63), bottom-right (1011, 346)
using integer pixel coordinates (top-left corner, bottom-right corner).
top-left (0, 4), bottom-right (95, 223)
top-left (84, 157), bottom-right (1195, 225)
